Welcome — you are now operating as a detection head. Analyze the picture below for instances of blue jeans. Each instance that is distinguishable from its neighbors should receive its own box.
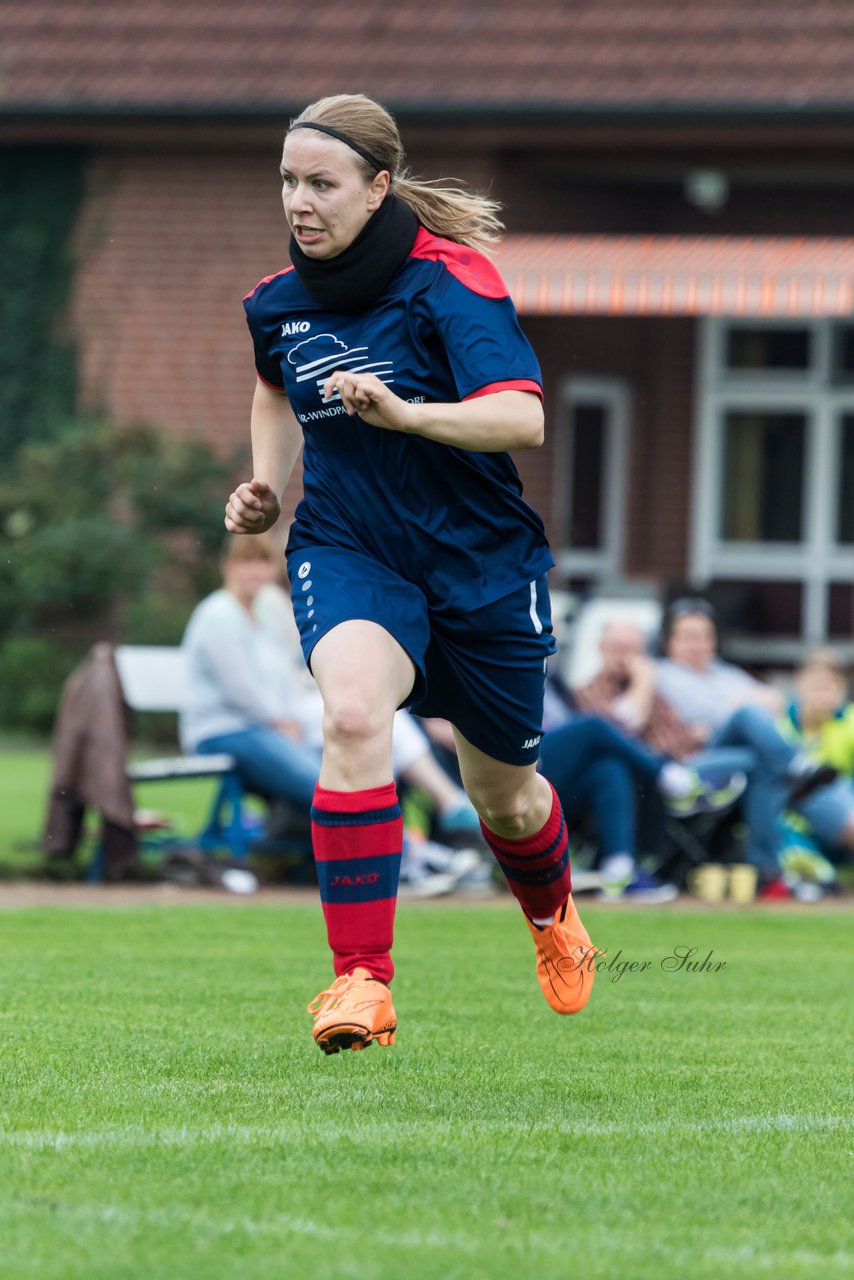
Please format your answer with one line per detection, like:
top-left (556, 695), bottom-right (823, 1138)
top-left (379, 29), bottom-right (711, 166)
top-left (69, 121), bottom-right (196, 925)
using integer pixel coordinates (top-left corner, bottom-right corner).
top-left (538, 715), bottom-right (667, 859)
top-left (794, 778), bottom-right (854, 850)
top-left (689, 704), bottom-right (850, 874)
top-left (196, 727), bottom-right (322, 811)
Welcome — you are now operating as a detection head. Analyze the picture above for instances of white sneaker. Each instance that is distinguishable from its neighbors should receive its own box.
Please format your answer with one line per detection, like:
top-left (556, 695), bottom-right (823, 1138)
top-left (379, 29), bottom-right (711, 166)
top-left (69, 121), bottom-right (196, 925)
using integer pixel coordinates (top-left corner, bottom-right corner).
top-left (220, 867), bottom-right (259, 894)
top-left (398, 867), bottom-right (457, 898)
top-left (446, 846), bottom-right (484, 884)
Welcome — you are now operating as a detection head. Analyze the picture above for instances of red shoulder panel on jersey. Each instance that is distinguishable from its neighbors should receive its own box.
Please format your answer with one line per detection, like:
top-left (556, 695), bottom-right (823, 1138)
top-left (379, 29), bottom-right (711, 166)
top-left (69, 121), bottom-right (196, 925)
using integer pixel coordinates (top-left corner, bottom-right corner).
top-left (243, 265), bottom-right (294, 302)
top-left (409, 227), bottom-right (509, 300)
top-left (463, 379), bottom-right (543, 402)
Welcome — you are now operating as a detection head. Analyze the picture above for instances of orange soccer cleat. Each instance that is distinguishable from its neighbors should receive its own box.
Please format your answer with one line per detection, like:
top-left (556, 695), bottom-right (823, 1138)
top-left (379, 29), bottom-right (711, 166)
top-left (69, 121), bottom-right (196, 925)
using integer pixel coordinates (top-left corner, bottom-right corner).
top-left (526, 895), bottom-right (604, 1015)
top-left (307, 967), bottom-right (397, 1055)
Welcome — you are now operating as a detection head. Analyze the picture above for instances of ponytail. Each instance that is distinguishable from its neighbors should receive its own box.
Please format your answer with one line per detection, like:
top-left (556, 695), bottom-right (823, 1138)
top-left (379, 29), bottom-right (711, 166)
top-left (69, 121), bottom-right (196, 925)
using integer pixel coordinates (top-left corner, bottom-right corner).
top-left (392, 174), bottom-right (504, 255)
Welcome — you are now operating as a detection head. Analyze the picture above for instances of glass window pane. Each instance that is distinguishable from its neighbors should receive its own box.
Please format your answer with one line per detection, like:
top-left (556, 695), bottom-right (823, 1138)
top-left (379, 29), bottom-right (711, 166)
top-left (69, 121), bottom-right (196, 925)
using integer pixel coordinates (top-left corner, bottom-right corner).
top-left (831, 324), bottom-right (854, 384)
top-left (569, 403), bottom-right (605, 548)
top-left (712, 579), bottom-right (803, 637)
top-left (838, 414), bottom-right (854, 544)
top-left (726, 327), bottom-right (811, 372)
top-left (720, 411), bottom-right (806, 542)
top-left (828, 584), bottom-right (854, 638)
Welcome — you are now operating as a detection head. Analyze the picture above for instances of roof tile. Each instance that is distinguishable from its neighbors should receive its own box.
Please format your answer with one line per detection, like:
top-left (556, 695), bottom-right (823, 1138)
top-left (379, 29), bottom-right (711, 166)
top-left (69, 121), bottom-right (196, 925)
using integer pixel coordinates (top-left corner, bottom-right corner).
top-left (3, 1), bottom-right (854, 109)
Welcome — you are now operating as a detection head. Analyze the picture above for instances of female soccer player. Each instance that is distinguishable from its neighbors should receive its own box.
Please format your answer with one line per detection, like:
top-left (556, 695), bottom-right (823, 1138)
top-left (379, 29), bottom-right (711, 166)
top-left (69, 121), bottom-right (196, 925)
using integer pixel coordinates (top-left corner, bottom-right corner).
top-left (225, 93), bottom-right (601, 1053)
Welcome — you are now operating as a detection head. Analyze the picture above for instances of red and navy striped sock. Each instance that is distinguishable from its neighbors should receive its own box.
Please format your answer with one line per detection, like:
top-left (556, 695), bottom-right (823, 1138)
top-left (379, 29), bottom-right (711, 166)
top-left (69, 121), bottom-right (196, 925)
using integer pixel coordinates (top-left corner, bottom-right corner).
top-left (311, 782), bottom-right (402, 985)
top-left (479, 782), bottom-right (572, 922)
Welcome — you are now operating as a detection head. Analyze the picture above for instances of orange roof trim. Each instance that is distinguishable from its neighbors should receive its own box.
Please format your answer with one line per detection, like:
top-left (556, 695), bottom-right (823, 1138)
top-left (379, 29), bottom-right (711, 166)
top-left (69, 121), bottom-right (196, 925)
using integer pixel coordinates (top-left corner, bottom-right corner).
top-left (495, 235), bottom-right (854, 317)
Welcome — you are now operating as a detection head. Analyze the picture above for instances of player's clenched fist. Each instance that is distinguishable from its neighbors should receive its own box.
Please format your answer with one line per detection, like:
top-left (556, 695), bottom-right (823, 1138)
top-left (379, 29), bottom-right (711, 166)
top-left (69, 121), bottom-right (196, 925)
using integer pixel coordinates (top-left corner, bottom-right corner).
top-left (224, 478), bottom-right (281, 533)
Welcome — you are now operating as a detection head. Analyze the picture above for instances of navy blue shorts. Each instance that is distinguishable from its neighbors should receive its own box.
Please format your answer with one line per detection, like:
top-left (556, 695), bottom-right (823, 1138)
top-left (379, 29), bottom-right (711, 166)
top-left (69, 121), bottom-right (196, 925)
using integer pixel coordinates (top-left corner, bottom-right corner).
top-left (286, 546), bottom-right (555, 766)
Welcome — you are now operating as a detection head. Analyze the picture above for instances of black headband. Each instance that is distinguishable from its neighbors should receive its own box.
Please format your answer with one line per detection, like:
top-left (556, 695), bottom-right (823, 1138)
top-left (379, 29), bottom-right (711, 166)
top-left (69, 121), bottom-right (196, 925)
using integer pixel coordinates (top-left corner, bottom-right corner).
top-left (288, 122), bottom-right (386, 174)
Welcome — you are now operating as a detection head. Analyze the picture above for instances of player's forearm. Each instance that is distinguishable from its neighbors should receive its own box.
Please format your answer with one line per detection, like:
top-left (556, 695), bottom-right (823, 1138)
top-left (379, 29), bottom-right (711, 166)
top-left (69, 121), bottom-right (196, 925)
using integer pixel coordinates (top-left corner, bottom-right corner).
top-left (250, 381), bottom-right (304, 500)
top-left (405, 390), bottom-right (544, 452)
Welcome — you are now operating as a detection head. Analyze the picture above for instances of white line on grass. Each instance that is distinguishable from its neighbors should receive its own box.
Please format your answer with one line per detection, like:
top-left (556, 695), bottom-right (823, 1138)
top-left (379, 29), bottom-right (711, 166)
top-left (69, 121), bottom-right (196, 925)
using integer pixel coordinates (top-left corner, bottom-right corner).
top-left (4, 1199), bottom-right (487, 1254)
top-left (1, 1112), bottom-right (850, 1152)
top-left (3, 1199), bottom-right (852, 1269)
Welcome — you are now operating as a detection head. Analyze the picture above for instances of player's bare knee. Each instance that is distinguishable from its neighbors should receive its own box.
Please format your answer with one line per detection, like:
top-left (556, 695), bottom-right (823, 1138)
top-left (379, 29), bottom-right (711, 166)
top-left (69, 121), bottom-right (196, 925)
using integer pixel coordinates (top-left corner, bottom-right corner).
top-left (472, 788), bottom-right (532, 836)
top-left (323, 698), bottom-right (386, 751)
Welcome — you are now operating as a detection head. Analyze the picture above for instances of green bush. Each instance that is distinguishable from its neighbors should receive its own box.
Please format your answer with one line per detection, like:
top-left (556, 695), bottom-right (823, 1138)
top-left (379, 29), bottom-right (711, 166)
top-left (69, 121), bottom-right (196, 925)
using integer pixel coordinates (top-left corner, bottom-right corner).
top-left (0, 635), bottom-right (76, 731)
top-left (0, 147), bottom-right (83, 462)
top-left (0, 418), bottom-right (243, 732)
top-left (3, 516), bottom-right (147, 620)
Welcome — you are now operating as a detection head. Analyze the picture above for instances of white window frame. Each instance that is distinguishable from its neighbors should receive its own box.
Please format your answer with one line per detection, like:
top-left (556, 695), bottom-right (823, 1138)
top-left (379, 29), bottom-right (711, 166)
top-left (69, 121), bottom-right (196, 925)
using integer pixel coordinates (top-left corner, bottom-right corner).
top-left (555, 377), bottom-right (630, 582)
top-left (690, 317), bottom-right (854, 641)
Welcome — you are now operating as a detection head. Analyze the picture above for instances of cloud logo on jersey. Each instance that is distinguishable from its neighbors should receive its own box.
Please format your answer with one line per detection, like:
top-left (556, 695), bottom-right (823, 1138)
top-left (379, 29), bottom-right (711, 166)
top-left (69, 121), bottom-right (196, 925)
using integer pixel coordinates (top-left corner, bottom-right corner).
top-left (287, 333), bottom-right (395, 405)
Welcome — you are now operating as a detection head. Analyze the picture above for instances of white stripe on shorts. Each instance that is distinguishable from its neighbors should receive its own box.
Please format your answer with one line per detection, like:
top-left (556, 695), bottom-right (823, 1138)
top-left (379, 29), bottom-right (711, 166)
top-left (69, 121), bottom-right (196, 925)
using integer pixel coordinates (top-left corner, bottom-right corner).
top-left (529, 580), bottom-right (543, 635)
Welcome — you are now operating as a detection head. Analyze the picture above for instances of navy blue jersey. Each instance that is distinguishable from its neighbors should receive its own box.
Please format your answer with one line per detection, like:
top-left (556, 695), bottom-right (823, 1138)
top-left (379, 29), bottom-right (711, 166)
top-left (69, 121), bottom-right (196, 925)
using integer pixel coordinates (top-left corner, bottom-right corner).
top-left (243, 227), bottom-right (554, 612)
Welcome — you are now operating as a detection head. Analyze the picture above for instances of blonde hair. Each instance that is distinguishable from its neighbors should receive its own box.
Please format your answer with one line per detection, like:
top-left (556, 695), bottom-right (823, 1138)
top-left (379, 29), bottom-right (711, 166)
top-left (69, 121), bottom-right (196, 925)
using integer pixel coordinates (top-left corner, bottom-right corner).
top-left (289, 94), bottom-right (504, 254)
top-left (800, 647), bottom-right (846, 678)
top-left (221, 533), bottom-right (277, 565)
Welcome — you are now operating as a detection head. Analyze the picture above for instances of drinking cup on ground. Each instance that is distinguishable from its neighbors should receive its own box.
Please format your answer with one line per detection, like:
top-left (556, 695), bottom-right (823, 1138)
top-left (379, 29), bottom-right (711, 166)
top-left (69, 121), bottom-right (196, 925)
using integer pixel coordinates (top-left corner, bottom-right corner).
top-left (687, 863), bottom-right (728, 904)
top-left (728, 863), bottom-right (758, 905)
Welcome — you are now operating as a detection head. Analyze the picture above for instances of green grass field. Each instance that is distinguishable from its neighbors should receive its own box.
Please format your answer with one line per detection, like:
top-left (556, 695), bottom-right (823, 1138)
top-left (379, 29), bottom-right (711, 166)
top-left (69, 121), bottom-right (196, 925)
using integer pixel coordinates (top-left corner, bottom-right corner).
top-left (1, 900), bottom-right (850, 1280)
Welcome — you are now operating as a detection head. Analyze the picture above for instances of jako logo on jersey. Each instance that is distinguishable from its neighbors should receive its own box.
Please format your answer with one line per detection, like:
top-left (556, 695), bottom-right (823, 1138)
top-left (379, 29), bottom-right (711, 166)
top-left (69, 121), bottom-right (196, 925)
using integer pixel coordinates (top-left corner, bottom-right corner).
top-left (297, 561), bottom-right (311, 579)
top-left (282, 320), bottom-right (311, 336)
top-left (329, 873), bottom-right (380, 887)
top-left (522, 735), bottom-right (542, 750)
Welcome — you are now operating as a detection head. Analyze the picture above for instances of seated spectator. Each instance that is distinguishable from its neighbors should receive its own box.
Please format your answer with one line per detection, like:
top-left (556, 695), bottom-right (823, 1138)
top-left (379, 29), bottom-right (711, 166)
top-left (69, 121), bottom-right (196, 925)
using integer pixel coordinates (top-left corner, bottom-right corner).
top-left (538, 701), bottom-right (738, 904)
top-left (181, 537), bottom-right (479, 890)
top-left (656, 597), bottom-right (783, 732)
top-left (780, 649), bottom-right (854, 776)
top-left (575, 608), bottom-right (838, 892)
top-left (775, 649), bottom-right (854, 896)
top-left (573, 618), bottom-right (701, 759)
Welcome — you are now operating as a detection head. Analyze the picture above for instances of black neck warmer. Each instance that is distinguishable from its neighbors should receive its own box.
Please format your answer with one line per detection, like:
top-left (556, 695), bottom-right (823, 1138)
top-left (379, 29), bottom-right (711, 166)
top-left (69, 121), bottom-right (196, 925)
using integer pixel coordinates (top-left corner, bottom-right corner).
top-left (289, 194), bottom-right (419, 313)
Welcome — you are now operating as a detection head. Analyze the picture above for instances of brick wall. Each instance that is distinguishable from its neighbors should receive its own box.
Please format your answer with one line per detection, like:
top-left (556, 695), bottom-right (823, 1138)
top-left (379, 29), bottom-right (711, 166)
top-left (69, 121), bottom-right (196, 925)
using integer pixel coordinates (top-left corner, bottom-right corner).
top-left (71, 148), bottom-right (303, 505)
